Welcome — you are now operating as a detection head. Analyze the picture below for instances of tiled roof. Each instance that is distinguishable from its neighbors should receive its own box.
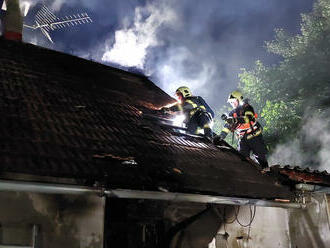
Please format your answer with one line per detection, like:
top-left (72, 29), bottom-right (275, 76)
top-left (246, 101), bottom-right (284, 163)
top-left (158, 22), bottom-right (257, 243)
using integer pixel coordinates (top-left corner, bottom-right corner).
top-left (270, 165), bottom-right (330, 187)
top-left (0, 38), bottom-right (293, 199)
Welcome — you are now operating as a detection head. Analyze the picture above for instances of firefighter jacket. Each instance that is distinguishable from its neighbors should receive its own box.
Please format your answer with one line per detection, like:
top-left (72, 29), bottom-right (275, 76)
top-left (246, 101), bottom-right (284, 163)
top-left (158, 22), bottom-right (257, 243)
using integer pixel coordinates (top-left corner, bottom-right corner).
top-left (221, 102), bottom-right (262, 140)
top-left (169, 96), bottom-right (214, 123)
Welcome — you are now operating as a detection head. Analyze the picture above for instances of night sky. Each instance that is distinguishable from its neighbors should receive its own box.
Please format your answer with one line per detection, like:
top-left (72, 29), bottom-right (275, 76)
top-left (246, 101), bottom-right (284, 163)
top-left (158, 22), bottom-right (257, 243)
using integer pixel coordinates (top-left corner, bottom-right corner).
top-left (22, 0), bottom-right (314, 110)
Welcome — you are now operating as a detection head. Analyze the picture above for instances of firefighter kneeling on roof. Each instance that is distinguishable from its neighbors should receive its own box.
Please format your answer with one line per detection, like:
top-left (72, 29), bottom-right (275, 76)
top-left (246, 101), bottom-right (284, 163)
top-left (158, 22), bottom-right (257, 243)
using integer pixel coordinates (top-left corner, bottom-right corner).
top-left (213, 91), bottom-right (269, 168)
top-left (160, 86), bottom-right (214, 139)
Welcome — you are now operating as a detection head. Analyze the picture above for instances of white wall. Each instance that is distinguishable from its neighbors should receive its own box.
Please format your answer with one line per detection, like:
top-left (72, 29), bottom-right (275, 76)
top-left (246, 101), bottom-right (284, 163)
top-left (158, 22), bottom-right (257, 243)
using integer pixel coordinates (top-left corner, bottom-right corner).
top-left (215, 205), bottom-right (290, 248)
top-left (212, 194), bottom-right (330, 248)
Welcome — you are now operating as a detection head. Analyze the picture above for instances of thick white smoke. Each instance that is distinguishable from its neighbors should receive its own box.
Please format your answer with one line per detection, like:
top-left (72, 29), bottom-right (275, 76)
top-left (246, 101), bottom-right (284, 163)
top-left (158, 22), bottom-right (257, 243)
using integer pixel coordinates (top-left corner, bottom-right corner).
top-left (20, 0), bottom-right (95, 11)
top-left (102, 0), bottom-right (178, 69)
top-left (19, 0), bottom-right (314, 109)
top-left (269, 113), bottom-right (330, 171)
top-left (20, 0), bottom-right (38, 10)
top-left (101, 0), bottom-right (220, 98)
top-left (153, 45), bottom-right (217, 95)
top-left (49, 0), bottom-right (95, 11)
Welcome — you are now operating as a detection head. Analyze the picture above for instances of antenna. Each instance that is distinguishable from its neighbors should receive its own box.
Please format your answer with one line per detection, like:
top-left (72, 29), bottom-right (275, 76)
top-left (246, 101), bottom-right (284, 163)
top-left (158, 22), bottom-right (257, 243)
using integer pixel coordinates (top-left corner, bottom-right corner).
top-left (23, 4), bottom-right (93, 43)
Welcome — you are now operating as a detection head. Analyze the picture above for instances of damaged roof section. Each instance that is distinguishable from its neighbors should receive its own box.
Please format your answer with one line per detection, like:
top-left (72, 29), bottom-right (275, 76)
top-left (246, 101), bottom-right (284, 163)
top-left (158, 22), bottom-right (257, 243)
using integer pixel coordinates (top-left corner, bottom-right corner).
top-left (271, 165), bottom-right (330, 187)
top-left (0, 38), bottom-right (293, 200)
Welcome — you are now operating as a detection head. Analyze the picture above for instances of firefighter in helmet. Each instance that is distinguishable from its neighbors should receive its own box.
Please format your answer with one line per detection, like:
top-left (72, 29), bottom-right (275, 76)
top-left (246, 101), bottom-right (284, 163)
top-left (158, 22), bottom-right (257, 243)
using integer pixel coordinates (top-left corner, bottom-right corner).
top-left (213, 91), bottom-right (268, 168)
top-left (161, 86), bottom-right (214, 139)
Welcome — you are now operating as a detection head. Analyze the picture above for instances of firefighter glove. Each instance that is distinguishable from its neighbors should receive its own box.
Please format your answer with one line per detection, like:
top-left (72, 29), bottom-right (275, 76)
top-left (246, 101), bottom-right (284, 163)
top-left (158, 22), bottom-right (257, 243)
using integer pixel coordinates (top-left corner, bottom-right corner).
top-left (226, 117), bottom-right (237, 125)
top-left (221, 114), bottom-right (228, 120)
top-left (160, 107), bottom-right (170, 114)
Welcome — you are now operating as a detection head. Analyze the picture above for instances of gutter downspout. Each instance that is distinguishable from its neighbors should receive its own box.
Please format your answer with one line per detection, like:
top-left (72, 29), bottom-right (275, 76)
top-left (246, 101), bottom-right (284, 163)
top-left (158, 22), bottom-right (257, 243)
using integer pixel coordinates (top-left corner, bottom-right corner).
top-left (0, 179), bottom-right (304, 209)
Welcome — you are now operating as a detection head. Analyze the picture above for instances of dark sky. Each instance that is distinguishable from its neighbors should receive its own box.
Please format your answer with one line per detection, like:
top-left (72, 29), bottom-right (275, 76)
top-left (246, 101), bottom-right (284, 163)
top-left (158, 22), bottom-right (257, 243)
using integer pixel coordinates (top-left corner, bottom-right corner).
top-left (22, 0), bottom-right (314, 109)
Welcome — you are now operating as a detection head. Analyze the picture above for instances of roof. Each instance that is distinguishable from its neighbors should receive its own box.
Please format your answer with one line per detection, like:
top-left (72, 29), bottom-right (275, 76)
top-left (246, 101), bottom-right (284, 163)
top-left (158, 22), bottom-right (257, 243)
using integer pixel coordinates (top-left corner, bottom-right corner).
top-left (270, 165), bottom-right (330, 187)
top-left (0, 38), bottom-right (294, 200)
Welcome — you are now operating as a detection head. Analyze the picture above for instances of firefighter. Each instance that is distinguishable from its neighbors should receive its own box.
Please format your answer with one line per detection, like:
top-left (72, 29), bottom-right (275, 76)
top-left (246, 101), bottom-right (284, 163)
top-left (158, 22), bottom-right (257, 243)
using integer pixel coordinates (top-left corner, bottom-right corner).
top-left (161, 86), bottom-right (214, 139)
top-left (213, 91), bottom-right (269, 168)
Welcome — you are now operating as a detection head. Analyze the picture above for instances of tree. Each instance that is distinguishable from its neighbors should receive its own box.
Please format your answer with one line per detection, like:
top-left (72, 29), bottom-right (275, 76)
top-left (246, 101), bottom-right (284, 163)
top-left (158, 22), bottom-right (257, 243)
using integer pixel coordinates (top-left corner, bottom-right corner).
top-left (239, 0), bottom-right (330, 148)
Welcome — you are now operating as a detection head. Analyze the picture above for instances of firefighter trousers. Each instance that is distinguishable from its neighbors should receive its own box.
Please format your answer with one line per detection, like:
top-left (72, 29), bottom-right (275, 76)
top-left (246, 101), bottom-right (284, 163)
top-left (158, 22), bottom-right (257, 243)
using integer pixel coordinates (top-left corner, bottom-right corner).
top-left (238, 134), bottom-right (268, 168)
top-left (186, 111), bottom-right (213, 139)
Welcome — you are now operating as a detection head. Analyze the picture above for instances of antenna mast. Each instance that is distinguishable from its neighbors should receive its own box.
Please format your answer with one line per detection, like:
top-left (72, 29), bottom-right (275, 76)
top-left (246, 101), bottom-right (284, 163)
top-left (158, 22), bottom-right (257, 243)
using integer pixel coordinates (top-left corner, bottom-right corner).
top-left (23, 5), bottom-right (93, 43)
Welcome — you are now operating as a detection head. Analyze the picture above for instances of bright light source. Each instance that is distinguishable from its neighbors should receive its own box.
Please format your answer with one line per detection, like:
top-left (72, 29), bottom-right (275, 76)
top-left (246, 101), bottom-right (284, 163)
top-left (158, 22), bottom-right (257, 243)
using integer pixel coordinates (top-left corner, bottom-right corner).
top-left (172, 114), bottom-right (185, 127)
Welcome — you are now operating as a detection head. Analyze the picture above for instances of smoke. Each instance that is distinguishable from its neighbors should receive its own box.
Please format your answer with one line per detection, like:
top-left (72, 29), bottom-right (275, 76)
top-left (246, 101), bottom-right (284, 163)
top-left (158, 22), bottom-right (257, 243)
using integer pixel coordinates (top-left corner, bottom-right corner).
top-left (151, 46), bottom-right (218, 95)
top-left (20, 0), bottom-right (314, 109)
top-left (100, 0), bottom-right (231, 100)
top-left (20, 0), bottom-right (38, 10)
top-left (22, 0), bottom-right (95, 12)
top-left (269, 112), bottom-right (330, 171)
top-left (268, 140), bottom-right (304, 166)
top-left (99, 0), bottom-right (313, 106)
top-left (102, 0), bottom-right (178, 69)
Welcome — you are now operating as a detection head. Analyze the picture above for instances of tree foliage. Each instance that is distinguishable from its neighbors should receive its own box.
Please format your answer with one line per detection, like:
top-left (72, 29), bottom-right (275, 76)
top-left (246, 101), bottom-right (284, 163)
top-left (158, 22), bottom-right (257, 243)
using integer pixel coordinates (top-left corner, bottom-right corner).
top-left (239, 0), bottom-right (330, 147)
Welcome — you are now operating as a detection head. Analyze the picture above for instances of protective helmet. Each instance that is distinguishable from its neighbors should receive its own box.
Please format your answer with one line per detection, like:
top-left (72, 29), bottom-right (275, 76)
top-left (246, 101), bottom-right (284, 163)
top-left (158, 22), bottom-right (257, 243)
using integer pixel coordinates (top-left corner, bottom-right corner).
top-left (176, 86), bottom-right (192, 98)
top-left (227, 90), bottom-right (243, 103)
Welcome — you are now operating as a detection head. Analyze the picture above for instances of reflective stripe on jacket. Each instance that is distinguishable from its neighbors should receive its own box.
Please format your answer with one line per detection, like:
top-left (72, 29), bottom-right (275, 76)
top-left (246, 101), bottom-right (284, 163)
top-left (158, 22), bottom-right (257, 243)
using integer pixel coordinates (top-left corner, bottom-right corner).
top-left (222, 103), bottom-right (262, 139)
top-left (169, 96), bottom-right (213, 121)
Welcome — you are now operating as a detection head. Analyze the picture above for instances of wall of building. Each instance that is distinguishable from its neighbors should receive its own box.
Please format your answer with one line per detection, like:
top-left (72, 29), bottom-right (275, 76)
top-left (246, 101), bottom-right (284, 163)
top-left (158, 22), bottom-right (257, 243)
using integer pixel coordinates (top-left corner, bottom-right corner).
top-left (209, 193), bottom-right (330, 248)
top-left (210, 205), bottom-right (291, 248)
top-left (0, 191), bottom-right (328, 248)
top-left (0, 192), bottom-right (105, 248)
top-left (288, 193), bottom-right (330, 248)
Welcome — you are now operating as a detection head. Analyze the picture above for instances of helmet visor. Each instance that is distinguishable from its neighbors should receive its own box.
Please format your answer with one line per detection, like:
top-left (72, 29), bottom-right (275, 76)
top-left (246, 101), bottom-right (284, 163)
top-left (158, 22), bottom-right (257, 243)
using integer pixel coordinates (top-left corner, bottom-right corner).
top-left (227, 94), bottom-right (236, 103)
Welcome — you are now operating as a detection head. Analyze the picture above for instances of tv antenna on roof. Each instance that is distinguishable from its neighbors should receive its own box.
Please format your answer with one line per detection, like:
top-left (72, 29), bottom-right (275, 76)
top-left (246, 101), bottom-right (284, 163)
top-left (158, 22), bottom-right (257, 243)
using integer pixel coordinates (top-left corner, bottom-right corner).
top-left (23, 4), bottom-right (93, 43)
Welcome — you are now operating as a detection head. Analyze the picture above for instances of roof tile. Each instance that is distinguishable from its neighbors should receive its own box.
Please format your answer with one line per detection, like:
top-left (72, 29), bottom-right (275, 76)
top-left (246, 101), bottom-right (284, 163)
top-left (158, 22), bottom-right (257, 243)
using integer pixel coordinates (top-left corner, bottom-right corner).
top-left (0, 38), bottom-right (293, 199)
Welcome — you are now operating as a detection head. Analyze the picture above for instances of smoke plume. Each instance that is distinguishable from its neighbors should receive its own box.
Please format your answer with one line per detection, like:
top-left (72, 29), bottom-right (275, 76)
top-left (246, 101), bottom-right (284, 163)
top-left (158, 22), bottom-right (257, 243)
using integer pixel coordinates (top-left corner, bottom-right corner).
top-left (269, 111), bottom-right (330, 171)
top-left (20, 0), bottom-right (313, 109)
top-left (102, 0), bottom-right (178, 69)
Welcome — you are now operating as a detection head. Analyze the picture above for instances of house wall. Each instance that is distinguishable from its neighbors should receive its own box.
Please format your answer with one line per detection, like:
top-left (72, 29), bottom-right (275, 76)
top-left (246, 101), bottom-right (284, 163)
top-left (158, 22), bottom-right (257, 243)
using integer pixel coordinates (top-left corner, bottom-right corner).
top-left (0, 191), bottom-right (328, 248)
top-left (210, 193), bottom-right (330, 248)
top-left (0, 192), bottom-right (105, 248)
top-left (211, 205), bottom-right (291, 248)
top-left (288, 193), bottom-right (330, 248)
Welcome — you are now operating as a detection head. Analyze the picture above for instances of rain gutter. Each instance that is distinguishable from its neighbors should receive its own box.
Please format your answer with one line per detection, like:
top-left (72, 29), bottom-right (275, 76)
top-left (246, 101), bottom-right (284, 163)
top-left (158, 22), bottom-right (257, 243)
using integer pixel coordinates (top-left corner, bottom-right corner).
top-left (295, 183), bottom-right (330, 194)
top-left (0, 179), bottom-right (304, 209)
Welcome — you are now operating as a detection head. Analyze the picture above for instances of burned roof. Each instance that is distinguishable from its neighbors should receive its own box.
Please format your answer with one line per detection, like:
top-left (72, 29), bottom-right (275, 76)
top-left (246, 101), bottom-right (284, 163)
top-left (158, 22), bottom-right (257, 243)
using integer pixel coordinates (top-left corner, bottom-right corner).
top-left (270, 165), bottom-right (330, 187)
top-left (0, 38), bottom-right (293, 199)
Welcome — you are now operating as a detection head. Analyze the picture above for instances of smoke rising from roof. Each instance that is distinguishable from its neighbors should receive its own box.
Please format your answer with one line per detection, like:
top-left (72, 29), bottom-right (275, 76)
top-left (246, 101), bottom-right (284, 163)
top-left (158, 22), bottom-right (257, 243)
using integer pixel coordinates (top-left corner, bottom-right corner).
top-left (21, 0), bottom-right (313, 109)
top-left (99, 0), bottom-right (314, 106)
top-left (102, 0), bottom-right (178, 69)
top-left (269, 112), bottom-right (330, 171)
top-left (15, 0), bottom-right (330, 172)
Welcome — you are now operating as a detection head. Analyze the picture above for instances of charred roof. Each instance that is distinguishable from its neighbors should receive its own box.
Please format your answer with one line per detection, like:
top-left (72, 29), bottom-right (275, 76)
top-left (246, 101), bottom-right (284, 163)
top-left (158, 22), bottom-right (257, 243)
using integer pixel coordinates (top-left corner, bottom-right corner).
top-left (270, 165), bottom-right (330, 187)
top-left (0, 38), bottom-right (294, 200)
